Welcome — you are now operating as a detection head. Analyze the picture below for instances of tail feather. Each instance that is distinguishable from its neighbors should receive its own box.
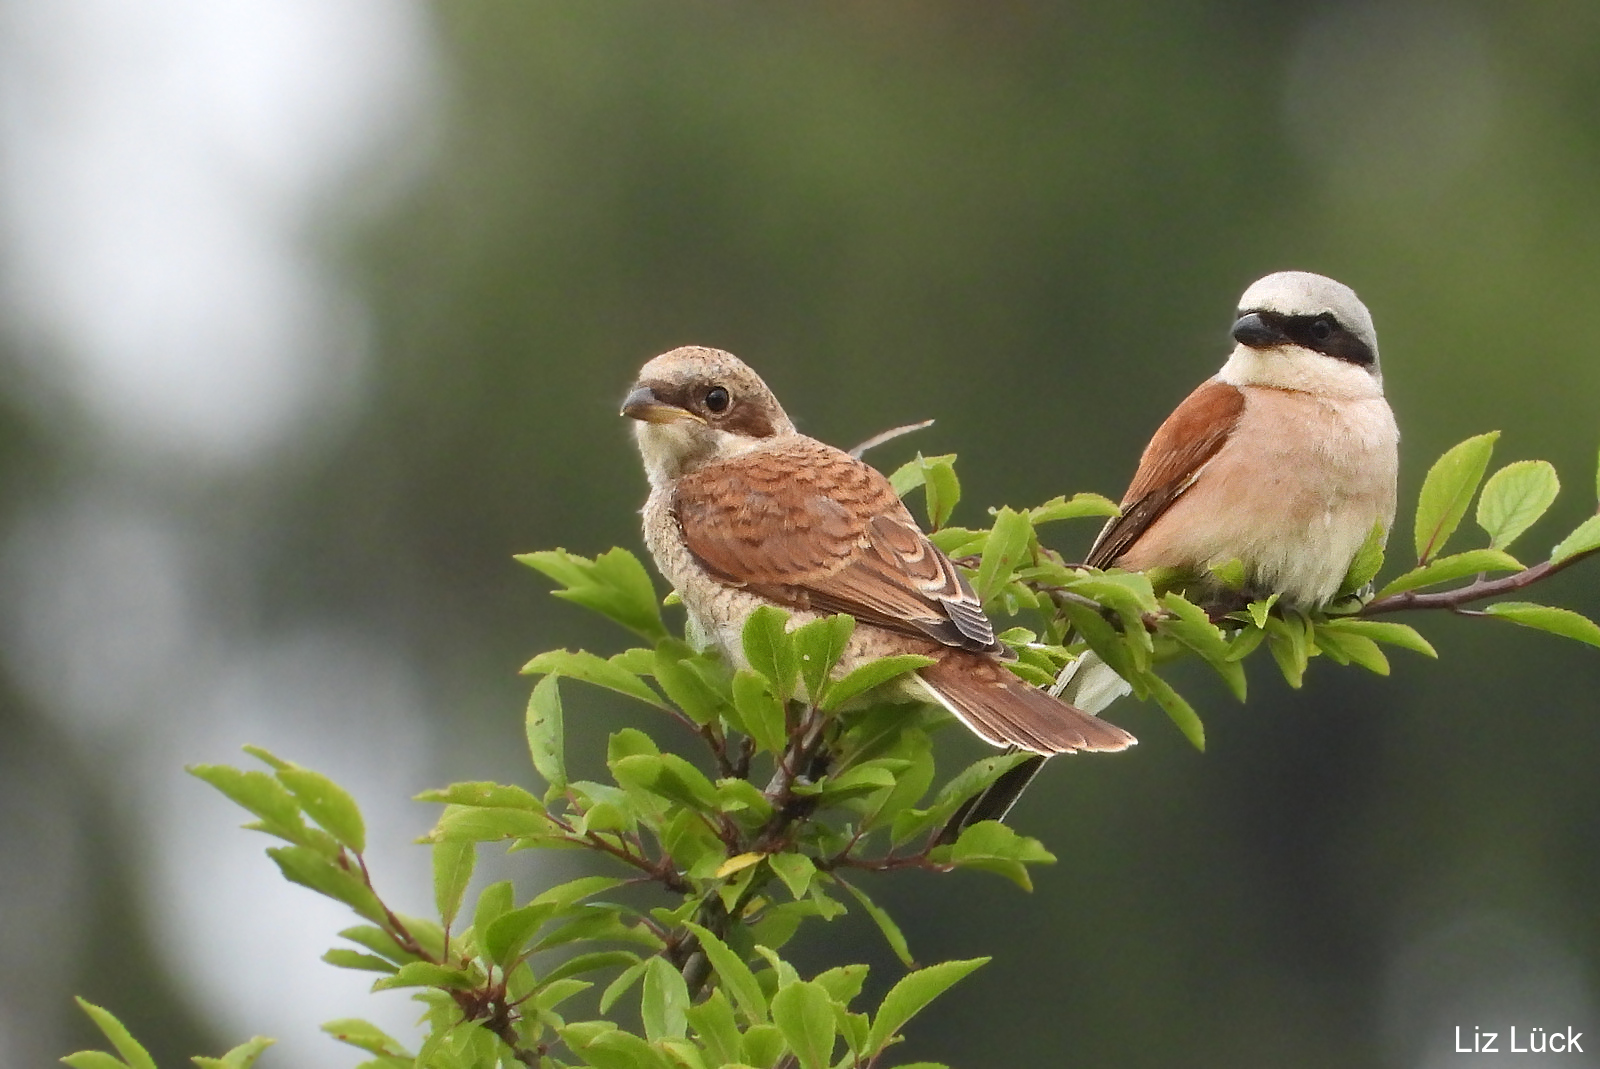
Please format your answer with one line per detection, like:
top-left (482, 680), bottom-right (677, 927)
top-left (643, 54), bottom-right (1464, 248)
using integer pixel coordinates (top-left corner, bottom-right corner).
top-left (1051, 650), bottom-right (1133, 713)
top-left (916, 651), bottom-right (1135, 756)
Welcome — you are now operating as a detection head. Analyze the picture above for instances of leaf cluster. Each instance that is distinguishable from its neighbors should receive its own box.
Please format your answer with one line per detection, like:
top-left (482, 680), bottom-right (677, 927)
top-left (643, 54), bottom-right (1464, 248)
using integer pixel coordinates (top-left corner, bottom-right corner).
top-left (888, 437), bottom-right (1599, 749)
top-left (65, 434), bottom-right (1599, 1069)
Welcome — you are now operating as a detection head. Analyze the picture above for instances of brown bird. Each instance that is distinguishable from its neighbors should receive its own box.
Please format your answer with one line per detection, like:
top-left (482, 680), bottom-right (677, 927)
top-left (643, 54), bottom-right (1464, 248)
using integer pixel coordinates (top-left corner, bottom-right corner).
top-left (949, 270), bottom-right (1401, 834)
top-left (621, 345), bottom-right (1135, 757)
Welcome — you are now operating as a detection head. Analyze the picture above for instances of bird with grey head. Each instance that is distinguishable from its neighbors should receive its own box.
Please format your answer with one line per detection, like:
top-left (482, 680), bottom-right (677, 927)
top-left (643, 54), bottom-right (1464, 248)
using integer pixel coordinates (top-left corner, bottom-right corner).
top-left (948, 270), bottom-right (1399, 835)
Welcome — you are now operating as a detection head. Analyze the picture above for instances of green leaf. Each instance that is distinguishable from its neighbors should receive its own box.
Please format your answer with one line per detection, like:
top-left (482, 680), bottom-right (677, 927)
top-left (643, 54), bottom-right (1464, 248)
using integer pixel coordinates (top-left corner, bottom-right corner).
top-left (924, 458), bottom-right (961, 529)
top-left (887, 452), bottom-right (944, 496)
top-left (186, 765), bottom-right (304, 839)
top-left (539, 949), bottom-right (642, 987)
top-left (741, 1024), bottom-right (788, 1069)
top-left (277, 766), bottom-right (366, 855)
top-left (641, 956), bottom-right (691, 1042)
top-left (1158, 592), bottom-right (1246, 702)
top-left (1339, 522), bottom-right (1388, 596)
top-left (526, 675), bottom-right (567, 792)
top-left (1143, 673), bottom-right (1205, 750)
top-left (891, 750), bottom-right (1033, 844)
top-left (862, 736), bottom-right (936, 835)
top-left (889, 453), bottom-right (962, 528)
top-left (1312, 627), bottom-right (1390, 676)
top-left (240, 745), bottom-right (291, 771)
top-left (322, 1018), bottom-right (412, 1059)
top-left (428, 838), bottom-right (470, 928)
top-left (615, 753), bottom-right (721, 811)
top-left (817, 762), bottom-right (900, 799)
top-left (742, 605), bottom-right (800, 701)
top-left (1483, 602), bottom-right (1600, 648)
top-left (927, 525), bottom-right (986, 557)
top-left (338, 925), bottom-right (423, 966)
top-left (521, 649), bottom-right (668, 710)
top-left (1264, 613), bottom-right (1311, 690)
top-left (371, 961), bottom-right (479, 992)
top-left (533, 979), bottom-right (593, 1017)
top-left (530, 874), bottom-right (628, 910)
top-left (1551, 514), bottom-right (1600, 566)
top-left (1066, 569), bottom-right (1160, 626)
top-left (517, 547), bottom-right (667, 642)
top-left (731, 670), bottom-right (789, 754)
top-left (1029, 493), bottom-right (1121, 524)
top-left (426, 805), bottom-right (555, 843)
top-left (1225, 623), bottom-right (1266, 662)
top-left (867, 958), bottom-right (989, 1057)
top-left (771, 981), bottom-right (837, 1069)
top-left (686, 989), bottom-right (743, 1067)
top-left (715, 777), bottom-right (775, 822)
top-left (1247, 593), bottom-right (1280, 630)
top-left (792, 614), bottom-right (855, 706)
top-left (768, 852), bottom-right (817, 900)
top-left (571, 781), bottom-right (644, 837)
top-left (266, 845), bottom-right (386, 923)
top-left (599, 959), bottom-right (649, 1014)
top-left (1318, 618), bottom-right (1438, 658)
top-left (483, 902), bottom-right (559, 969)
top-left (813, 964), bottom-right (870, 1007)
top-left (62, 1054), bottom-right (128, 1069)
top-left (1414, 431), bottom-right (1499, 563)
top-left (939, 821), bottom-right (1056, 891)
top-left (683, 921), bottom-right (768, 1024)
top-left (415, 781), bottom-right (542, 809)
top-left (569, 1027), bottom-right (673, 1069)
top-left (1058, 602), bottom-right (1147, 694)
top-left (1476, 459), bottom-right (1559, 550)
top-left (473, 879), bottom-right (514, 940)
top-left (819, 654), bottom-right (936, 711)
top-left (322, 948), bottom-right (397, 973)
top-left (608, 726), bottom-right (660, 764)
top-left (191, 1036), bottom-right (276, 1069)
top-left (72, 998), bottom-right (157, 1069)
top-left (1209, 557), bottom-right (1247, 591)
top-left (651, 650), bottom-right (727, 726)
top-left (975, 507), bottom-right (1035, 605)
top-left (833, 877), bottom-right (914, 966)
top-left (1376, 549), bottom-right (1524, 599)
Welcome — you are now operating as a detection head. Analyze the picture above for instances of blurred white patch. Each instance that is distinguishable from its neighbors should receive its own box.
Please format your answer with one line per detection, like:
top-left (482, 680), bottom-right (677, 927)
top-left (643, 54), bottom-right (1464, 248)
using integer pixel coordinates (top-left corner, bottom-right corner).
top-left (1382, 912), bottom-right (1595, 1068)
top-left (148, 629), bottom-right (436, 1067)
top-left (0, 0), bottom-right (437, 468)
top-left (1283, 2), bottom-right (1498, 197)
top-left (0, 2), bottom-right (444, 1064)
top-left (0, 490), bottom-right (206, 738)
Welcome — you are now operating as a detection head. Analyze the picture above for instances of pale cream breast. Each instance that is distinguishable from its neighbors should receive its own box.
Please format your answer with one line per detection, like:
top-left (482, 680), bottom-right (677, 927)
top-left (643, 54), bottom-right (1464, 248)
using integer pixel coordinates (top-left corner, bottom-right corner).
top-left (1116, 383), bottom-right (1398, 606)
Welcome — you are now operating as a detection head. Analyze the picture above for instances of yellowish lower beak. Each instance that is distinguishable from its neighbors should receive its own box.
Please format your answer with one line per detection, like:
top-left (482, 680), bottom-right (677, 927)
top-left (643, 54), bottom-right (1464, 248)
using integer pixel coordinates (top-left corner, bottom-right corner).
top-left (621, 385), bottom-right (704, 425)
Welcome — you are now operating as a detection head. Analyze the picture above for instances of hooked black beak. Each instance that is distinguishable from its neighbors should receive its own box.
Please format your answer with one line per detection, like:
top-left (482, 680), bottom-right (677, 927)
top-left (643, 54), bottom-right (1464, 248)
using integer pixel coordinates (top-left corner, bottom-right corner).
top-left (1231, 311), bottom-right (1288, 349)
top-left (621, 385), bottom-right (703, 425)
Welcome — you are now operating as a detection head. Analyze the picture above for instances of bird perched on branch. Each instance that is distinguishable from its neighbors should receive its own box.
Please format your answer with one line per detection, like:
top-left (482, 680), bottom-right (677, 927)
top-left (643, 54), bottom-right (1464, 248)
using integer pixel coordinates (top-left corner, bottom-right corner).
top-left (948, 270), bottom-right (1400, 833)
top-left (621, 345), bottom-right (1135, 757)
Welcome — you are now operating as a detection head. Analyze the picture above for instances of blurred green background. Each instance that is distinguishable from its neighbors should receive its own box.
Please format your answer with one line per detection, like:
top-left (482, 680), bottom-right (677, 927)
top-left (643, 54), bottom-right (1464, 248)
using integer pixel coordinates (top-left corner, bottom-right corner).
top-left (4, 2), bottom-right (1599, 1067)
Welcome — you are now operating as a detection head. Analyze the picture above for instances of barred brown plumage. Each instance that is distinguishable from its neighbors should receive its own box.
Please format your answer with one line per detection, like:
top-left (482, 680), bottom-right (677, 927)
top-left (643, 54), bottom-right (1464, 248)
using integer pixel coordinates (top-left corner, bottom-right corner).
top-left (623, 345), bottom-right (1134, 758)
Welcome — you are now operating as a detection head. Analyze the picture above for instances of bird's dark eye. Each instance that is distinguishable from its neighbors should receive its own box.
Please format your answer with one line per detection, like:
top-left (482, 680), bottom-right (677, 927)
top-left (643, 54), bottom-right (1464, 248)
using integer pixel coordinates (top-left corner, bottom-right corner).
top-left (704, 386), bottom-right (730, 413)
top-left (1310, 317), bottom-right (1335, 343)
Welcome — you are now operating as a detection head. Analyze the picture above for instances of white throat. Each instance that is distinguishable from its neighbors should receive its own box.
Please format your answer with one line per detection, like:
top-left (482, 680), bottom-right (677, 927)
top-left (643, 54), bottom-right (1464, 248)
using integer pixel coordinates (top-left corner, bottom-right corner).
top-left (633, 421), bottom-right (772, 488)
top-left (1215, 344), bottom-right (1384, 400)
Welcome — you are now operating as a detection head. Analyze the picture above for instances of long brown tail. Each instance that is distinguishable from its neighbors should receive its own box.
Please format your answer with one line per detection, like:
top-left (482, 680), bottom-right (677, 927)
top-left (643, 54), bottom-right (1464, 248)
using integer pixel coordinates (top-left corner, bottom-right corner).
top-left (916, 651), bottom-right (1136, 756)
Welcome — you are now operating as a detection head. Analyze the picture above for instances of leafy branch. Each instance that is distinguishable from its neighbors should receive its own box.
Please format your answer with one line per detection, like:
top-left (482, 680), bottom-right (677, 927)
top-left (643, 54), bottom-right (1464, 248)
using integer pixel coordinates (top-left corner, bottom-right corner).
top-left (65, 433), bottom-right (1598, 1069)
